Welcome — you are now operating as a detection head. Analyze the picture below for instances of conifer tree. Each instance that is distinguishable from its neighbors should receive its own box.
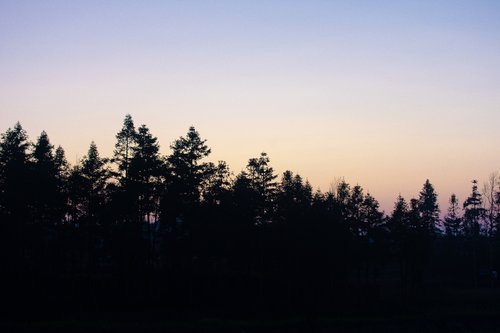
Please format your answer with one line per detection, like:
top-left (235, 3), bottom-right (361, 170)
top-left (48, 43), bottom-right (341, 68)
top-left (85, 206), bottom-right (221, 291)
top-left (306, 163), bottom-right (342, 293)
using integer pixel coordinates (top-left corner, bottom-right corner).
top-left (360, 193), bottom-right (384, 237)
top-left (245, 152), bottom-right (277, 223)
top-left (463, 180), bottom-right (485, 237)
top-left (277, 171), bottom-right (312, 223)
top-left (129, 124), bottom-right (163, 223)
top-left (203, 160), bottom-right (232, 206)
top-left (389, 195), bottom-right (409, 236)
top-left (443, 194), bottom-right (462, 236)
top-left (53, 146), bottom-right (70, 223)
top-left (0, 122), bottom-right (31, 221)
top-left (167, 126), bottom-right (211, 204)
top-left (30, 131), bottom-right (60, 225)
top-left (113, 114), bottom-right (136, 185)
top-left (418, 179), bottom-right (440, 235)
top-left (68, 142), bottom-right (109, 224)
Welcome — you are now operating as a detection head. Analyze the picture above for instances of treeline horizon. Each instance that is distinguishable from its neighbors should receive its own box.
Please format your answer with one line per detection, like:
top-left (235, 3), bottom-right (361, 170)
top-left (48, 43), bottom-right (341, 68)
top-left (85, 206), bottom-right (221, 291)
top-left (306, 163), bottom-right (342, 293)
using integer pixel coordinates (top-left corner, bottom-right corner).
top-left (1, 114), bottom-right (500, 322)
top-left (1, 114), bottom-right (497, 234)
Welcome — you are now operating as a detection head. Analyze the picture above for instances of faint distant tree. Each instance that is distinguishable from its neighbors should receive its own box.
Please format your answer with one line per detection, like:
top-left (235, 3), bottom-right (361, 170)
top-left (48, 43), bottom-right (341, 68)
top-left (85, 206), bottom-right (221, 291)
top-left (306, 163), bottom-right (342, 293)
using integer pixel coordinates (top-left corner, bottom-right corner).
top-left (443, 194), bottom-right (462, 237)
top-left (418, 179), bottom-right (440, 235)
top-left (0, 122), bottom-right (31, 222)
top-left (113, 114), bottom-right (136, 185)
top-left (463, 180), bottom-right (486, 237)
top-left (482, 172), bottom-right (499, 237)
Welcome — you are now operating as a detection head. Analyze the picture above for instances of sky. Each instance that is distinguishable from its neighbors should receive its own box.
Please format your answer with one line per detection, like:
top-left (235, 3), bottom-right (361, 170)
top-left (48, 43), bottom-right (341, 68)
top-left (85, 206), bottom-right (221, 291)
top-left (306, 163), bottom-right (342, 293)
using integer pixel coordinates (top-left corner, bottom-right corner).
top-left (1, 0), bottom-right (500, 213)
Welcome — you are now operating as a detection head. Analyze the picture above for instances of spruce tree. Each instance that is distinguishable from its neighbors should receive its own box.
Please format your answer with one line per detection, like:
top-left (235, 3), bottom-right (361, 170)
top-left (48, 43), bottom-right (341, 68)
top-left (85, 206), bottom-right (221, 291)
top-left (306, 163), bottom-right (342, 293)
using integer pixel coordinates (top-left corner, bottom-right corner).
top-left (443, 194), bottom-right (462, 236)
top-left (418, 179), bottom-right (440, 235)
top-left (0, 122), bottom-right (31, 221)
top-left (68, 142), bottom-right (109, 225)
top-left (245, 152), bottom-right (277, 224)
top-left (167, 126), bottom-right (211, 207)
top-left (463, 180), bottom-right (485, 237)
top-left (129, 124), bottom-right (163, 223)
top-left (30, 131), bottom-right (59, 225)
top-left (113, 114), bottom-right (136, 185)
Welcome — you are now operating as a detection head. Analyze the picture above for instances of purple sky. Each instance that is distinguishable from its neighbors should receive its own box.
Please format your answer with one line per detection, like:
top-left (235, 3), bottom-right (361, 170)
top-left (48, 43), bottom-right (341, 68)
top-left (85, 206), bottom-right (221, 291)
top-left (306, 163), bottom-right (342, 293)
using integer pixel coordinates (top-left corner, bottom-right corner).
top-left (1, 1), bottom-right (500, 213)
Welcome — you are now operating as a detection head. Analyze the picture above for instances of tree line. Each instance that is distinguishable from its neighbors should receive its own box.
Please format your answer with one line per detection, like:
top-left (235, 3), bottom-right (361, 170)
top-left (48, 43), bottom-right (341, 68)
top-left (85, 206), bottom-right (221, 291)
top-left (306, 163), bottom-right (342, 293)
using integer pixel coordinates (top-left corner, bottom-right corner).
top-left (1, 114), bottom-right (499, 316)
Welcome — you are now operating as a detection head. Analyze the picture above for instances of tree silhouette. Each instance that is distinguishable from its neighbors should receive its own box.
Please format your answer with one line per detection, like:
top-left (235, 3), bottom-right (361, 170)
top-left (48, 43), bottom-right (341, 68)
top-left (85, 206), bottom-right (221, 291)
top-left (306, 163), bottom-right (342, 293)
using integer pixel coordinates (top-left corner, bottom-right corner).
top-left (417, 179), bottom-right (440, 235)
top-left (129, 124), bottom-right (163, 224)
top-left (244, 152), bottom-right (277, 224)
top-left (463, 180), bottom-right (485, 237)
top-left (1, 117), bottom-right (500, 328)
top-left (389, 195), bottom-right (409, 237)
top-left (0, 122), bottom-right (31, 222)
top-left (30, 131), bottom-right (62, 225)
top-left (113, 114), bottom-right (136, 185)
top-left (443, 194), bottom-right (462, 236)
top-left (166, 126), bottom-right (211, 208)
top-left (203, 160), bottom-right (232, 206)
top-left (276, 170), bottom-right (312, 225)
top-left (68, 142), bottom-right (109, 225)
top-left (482, 173), bottom-right (498, 237)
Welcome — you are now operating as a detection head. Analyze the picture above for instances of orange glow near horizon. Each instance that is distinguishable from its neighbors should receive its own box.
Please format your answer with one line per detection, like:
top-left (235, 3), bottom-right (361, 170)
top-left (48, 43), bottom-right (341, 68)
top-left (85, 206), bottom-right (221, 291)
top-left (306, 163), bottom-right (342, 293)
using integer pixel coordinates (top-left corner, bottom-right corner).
top-left (2, 1), bottom-right (500, 214)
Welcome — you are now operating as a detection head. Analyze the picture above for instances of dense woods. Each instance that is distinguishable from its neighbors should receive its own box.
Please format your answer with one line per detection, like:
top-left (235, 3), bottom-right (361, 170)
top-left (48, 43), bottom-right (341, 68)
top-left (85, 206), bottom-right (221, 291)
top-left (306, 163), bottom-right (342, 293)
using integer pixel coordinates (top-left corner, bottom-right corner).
top-left (1, 115), bottom-right (500, 330)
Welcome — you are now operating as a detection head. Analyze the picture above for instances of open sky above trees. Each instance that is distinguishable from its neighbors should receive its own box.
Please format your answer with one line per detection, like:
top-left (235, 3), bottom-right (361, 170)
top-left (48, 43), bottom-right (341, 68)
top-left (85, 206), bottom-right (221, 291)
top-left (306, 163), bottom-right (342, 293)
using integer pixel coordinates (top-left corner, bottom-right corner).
top-left (1, 1), bottom-right (500, 213)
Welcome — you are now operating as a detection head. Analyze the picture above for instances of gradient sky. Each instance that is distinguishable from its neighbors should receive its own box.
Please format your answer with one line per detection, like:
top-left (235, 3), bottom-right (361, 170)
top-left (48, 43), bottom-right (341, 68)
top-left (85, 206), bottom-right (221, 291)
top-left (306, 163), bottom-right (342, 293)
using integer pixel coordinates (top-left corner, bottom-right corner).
top-left (1, 0), bottom-right (500, 213)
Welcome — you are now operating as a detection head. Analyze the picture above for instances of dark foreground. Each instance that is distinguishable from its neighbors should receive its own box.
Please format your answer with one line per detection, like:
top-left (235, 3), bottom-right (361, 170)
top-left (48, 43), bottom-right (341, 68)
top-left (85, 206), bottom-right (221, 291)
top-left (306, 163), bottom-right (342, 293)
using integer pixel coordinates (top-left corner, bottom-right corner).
top-left (3, 287), bottom-right (500, 333)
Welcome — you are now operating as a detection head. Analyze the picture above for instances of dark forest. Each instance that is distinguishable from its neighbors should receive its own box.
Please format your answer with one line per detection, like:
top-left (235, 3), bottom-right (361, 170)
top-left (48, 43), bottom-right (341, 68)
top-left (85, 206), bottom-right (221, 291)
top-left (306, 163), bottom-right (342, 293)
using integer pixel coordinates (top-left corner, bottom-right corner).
top-left (1, 115), bottom-right (500, 332)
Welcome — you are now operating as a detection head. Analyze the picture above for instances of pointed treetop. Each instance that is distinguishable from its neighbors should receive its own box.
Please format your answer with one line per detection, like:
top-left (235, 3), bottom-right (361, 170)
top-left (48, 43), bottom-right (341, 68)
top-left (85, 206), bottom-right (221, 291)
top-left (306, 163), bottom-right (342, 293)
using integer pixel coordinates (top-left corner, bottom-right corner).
top-left (33, 130), bottom-right (54, 163)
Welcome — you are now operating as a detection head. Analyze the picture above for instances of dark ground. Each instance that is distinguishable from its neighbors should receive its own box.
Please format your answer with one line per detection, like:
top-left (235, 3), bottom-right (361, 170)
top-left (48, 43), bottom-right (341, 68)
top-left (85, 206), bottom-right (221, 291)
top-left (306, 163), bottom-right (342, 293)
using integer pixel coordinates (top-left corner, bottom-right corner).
top-left (2, 286), bottom-right (500, 333)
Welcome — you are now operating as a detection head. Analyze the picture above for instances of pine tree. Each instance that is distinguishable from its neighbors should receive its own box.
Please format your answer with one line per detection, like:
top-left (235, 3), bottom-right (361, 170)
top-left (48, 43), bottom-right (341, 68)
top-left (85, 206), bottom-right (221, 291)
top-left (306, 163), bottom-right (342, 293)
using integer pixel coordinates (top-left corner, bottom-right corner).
top-left (30, 131), bottom-right (60, 225)
top-left (443, 194), bottom-right (462, 236)
top-left (408, 198), bottom-right (420, 231)
top-left (53, 146), bottom-right (70, 223)
top-left (334, 179), bottom-right (351, 222)
top-left (232, 171), bottom-right (259, 226)
top-left (463, 180), bottom-right (485, 237)
top-left (113, 114), bottom-right (136, 185)
top-left (389, 195), bottom-right (409, 236)
top-left (348, 185), bottom-right (364, 236)
top-left (203, 160), bottom-right (232, 206)
top-left (277, 171), bottom-right (312, 224)
top-left (68, 142), bottom-right (109, 224)
top-left (245, 152), bottom-right (277, 224)
top-left (129, 124), bottom-right (163, 223)
top-left (418, 179), bottom-right (440, 235)
top-left (165, 126), bottom-right (211, 213)
top-left (0, 122), bottom-right (31, 221)
top-left (360, 193), bottom-right (384, 237)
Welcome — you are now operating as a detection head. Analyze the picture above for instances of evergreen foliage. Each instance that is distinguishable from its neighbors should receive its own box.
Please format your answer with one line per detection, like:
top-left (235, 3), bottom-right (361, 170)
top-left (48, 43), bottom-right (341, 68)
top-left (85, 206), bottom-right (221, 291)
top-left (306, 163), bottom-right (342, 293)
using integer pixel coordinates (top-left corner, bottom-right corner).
top-left (1, 118), bottom-right (500, 322)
